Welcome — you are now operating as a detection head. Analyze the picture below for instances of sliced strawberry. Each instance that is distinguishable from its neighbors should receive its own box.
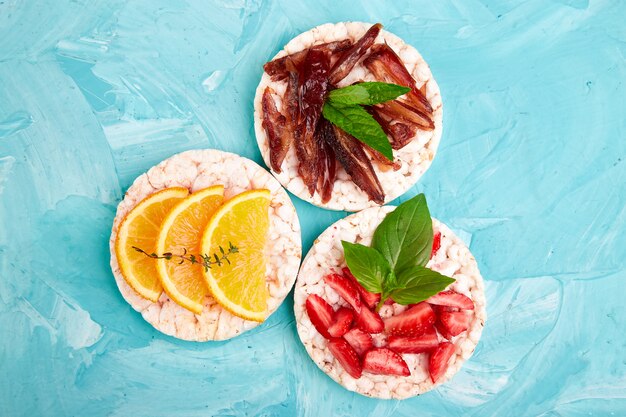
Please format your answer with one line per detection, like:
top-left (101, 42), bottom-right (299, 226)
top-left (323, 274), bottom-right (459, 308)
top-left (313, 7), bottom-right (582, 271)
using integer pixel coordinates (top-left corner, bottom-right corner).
top-left (431, 231), bottom-right (441, 258)
top-left (383, 302), bottom-right (436, 336)
top-left (328, 338), bottom-right (362, 379)
top-left (429, 342), bottom-right (455, 383)
top-left (343, 328), bottom-right (374, 356)
top-left (363, 348), bottom-right (410, 376)
top-left (355, 305), bottom-right (384, 334)
top-left (432, 304), bottom-right (460, 313)
top-left (384, 297), bottom-right (395, 305)
top-left (427, 290), bottom-right (474, 310)
top-left (437, 311), bottom-right (471, 339)
top-left (324, 273), bottom-right (362, 313)
top-left (387, 327), bottom-right (439, 353)
top-left (342, 267), bottom-right (381, 308)
top-left (328, 307), bottom-right (354, 337)
top-left (305, 294), bottom-right (334, 338)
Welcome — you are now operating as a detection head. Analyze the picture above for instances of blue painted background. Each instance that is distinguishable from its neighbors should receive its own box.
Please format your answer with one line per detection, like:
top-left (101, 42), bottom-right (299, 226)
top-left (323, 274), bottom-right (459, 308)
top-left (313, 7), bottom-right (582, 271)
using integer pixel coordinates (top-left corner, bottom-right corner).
top-left (1, 0), bottom-right (625, 416)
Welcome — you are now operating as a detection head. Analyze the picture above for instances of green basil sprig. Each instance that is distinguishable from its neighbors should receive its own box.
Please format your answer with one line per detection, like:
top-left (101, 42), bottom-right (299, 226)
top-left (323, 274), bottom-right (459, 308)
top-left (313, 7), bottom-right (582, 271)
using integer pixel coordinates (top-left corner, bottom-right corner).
top-left (342, 194), bottom-right (454, 310)
top-left (322, 82), bottom-right (410, 161)
top-left (327, 82), bottom-right (410, 106)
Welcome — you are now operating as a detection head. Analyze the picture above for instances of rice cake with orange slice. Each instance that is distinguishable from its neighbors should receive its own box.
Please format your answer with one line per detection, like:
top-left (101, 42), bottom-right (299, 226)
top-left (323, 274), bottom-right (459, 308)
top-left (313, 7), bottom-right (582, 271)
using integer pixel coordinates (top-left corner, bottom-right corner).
top-left (109, 149), bottom-right (302, 341)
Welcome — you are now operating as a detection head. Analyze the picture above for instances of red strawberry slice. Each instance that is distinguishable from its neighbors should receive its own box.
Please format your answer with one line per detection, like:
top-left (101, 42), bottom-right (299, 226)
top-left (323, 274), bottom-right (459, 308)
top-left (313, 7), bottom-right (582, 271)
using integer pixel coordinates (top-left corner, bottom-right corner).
top-left (387, 327), bottom-right (439, 353)
top-left (328, 338), bottom-right (362, 379)
top-left (328, 307), bottom-right (354, 337)
top-left (431, 231), bottom-right (441, 258)
top-left (427, 290), bottom-right (474, 310)
top-left (429, 342), bottom-right (456, 383)
top-left (342, 267), bottom-right (381, 308)
top-left (437, 311), bottom-right (471, 339)
top-left (363, 348), bottom-right (410, 376)
top-left (343, 328), bottom-right (374, 356)
top-left (355, 305), bottom-right (384, 334)
top-left (305, 294), bottom-right (334, 338)
top-left (383, 302), bottom-right (436, 336)
top-left (324, 273), bottom-right (362, 313)
top-left (432, 304), bottom-right (460, 313)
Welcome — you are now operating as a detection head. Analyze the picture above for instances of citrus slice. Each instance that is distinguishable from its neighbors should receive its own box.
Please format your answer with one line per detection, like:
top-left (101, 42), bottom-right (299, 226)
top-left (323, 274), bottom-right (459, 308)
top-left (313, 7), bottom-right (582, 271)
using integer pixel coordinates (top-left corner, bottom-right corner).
top-left (115, 187), bottom-right (189, 301)
top-left (201, 189), bottom-right (271, 322)
top-left (155, 185), bottom-right (225, 313)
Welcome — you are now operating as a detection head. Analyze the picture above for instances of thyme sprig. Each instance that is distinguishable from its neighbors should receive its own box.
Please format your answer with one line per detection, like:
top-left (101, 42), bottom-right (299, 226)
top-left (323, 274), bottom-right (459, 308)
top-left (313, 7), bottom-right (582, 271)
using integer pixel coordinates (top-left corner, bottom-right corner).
top-left (132, 242), bottom-right (239, 272)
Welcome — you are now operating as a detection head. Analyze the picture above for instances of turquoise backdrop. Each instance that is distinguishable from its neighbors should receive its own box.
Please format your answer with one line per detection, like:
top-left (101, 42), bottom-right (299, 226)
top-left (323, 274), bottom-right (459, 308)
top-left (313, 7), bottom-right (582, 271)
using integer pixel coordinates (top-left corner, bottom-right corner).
top-left (1, 0), bottom-right (624, 416)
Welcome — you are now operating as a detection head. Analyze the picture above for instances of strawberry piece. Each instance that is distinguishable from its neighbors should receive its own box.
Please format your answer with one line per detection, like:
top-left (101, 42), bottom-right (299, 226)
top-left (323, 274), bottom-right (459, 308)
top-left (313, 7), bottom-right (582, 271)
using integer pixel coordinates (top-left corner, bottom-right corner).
top-left (431, 231), bottom-right (441, 258)
top-left (387, 327), bottom-right (439, 353)
top-left (324, 273), bottom-right (362, 313)
top-left (431, 304), bottom-right (460, 313)
top-left (383, 302), bottom-right (436, 336)
top-left (305, 294), bottom-right (334, 338)
top-left (328, 338), bottom-right (362, 379)
top-left (384, 297), bottom-right (395, 305)
top-left (437, 311), bottom-right (471, 339)
top-left (427, 290), bottom-right (474, 310)
top-left (429, 342), bottom-right (455, 383)
top-left (355, 305), bottom-right (384, 334)
top-left (328, 307), bottom-right (354, 337)
top-left (342, 267), bottom-right (381, 308)
top-left (343, 328), bottom-right (374, 356)
top-left (363, 348), bottom-right (410, 376)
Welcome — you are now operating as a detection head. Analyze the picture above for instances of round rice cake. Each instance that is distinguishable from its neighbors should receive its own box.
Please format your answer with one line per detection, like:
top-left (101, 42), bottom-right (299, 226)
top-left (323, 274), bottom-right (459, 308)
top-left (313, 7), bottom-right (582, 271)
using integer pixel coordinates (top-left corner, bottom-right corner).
top-left (254, 22), bottom-right (443, 211)
top-left (294, 206), bottom-right (486, 399)
top-left (109, 149), bottom-right (302, 341)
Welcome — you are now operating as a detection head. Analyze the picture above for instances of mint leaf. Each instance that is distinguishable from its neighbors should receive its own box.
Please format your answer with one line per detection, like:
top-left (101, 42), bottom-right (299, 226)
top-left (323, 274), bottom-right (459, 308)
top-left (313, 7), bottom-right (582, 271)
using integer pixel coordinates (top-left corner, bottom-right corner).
top-left (322, 101), bottom-right (393, 160)
top-left (328, 82), bottom-right (410, 106)
top-left (371, 193), bottom-right (433, 275)
top-left (341, 241), bottom-right (388, 293)
top-left (388, 266), bottom-right (455, 305)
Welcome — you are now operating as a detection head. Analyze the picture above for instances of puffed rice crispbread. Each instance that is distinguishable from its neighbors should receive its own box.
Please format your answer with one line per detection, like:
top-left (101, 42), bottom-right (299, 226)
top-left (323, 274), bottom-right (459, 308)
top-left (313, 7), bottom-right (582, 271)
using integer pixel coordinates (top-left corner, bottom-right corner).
top-left (254, 22), bottom-right (443, 211)
top-left (294, 206), bottom-right (486, 399)
top-left (110, 149), bottom-right (302, 341)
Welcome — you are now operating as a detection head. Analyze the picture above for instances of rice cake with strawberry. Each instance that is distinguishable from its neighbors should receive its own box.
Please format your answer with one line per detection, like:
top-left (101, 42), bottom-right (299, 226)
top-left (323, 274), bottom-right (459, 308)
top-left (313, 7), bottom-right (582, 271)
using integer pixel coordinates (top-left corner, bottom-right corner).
top-left (110, 149), bottom-right (302, 341)
top-left (254, 22), bottom-right (443, 211)
top-left (294, 204), bottom-right (486, 399)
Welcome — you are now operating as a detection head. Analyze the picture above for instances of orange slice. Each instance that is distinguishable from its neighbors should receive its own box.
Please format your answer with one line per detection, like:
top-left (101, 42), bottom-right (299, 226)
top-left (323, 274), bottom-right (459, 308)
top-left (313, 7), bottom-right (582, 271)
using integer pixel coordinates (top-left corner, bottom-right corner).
top-left (155, 186), bottom-right (224, 313)
top-left (201, 189), bottom-right (271, 322)
top-left (115, 187), bottom-right (189, 301)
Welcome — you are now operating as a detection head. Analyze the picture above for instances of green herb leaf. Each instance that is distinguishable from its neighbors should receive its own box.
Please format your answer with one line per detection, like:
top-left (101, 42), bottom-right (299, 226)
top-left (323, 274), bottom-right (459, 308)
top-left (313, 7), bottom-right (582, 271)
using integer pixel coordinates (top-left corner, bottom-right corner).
top-left (388, 265), bottom-right (455, 305)
top-left (371, 193), bottom-right (433, 275)
top-left (341, 241), bottom-right (389, 293)
top-left (338, 194), bottom-right (454, 310)
top-left (328, 82), bottom-right (411, 106)
top-left (377, 270), bottom-right (402, 311)
top-left (322, 101), bottom-right (393, 160)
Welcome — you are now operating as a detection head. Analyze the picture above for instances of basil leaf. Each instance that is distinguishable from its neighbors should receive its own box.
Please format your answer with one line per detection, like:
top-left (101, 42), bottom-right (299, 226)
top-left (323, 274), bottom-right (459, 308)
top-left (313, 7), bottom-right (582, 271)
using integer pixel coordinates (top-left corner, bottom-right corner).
top-left (322, 101), bottom-right (393, 160)
top-left (328, 82), bottom-right (411, 106)
top-left (371, 193), bottom-right (433, 274)
top-left (341, 241), bottom-right (388, 293)
top-left (389, 265), bottom-right (455, 305)
top-left (380, 270), bottom-right (400, 302)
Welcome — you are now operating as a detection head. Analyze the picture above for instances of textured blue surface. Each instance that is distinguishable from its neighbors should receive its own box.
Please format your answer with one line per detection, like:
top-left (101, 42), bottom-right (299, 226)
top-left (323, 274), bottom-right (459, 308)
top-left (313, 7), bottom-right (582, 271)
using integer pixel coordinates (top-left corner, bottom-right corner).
top-left (1, 0), bottom-right (625, 416)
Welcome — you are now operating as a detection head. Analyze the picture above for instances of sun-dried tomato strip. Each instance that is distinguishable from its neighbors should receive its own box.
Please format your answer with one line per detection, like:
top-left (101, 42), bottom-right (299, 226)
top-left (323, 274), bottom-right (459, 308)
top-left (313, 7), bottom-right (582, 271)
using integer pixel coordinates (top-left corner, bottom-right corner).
top-left (262, 88), bottom-right (290, 172)
top-left (329, 23), bottom-right (382, 85)
top-left (264, 40), bottom-right (352, 81)
top-left (323, 122), bottom-right (385, 204)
